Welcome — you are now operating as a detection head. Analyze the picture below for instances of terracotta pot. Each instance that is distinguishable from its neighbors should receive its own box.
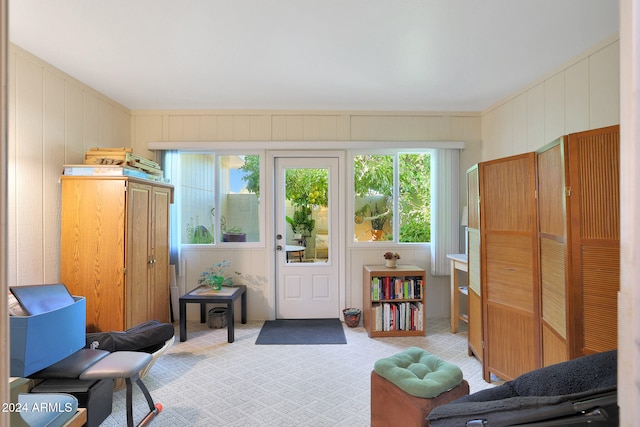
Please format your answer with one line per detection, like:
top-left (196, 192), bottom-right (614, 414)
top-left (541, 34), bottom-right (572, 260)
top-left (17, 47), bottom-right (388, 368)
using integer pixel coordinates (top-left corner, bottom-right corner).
top-left (371, 229), bottom-right (384, 241)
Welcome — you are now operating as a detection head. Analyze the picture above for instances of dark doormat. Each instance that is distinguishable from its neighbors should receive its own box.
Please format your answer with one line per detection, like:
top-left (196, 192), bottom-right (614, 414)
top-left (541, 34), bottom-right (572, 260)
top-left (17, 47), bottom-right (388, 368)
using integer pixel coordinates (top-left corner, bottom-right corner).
top-left (255, 318), bottom-right (347, 345)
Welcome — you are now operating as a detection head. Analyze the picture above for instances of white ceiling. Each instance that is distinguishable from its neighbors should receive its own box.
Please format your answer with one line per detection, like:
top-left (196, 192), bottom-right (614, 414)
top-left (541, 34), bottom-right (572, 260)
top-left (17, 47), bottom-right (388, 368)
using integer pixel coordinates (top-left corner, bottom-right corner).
top-left (9, 0), bottom-right (619, 112)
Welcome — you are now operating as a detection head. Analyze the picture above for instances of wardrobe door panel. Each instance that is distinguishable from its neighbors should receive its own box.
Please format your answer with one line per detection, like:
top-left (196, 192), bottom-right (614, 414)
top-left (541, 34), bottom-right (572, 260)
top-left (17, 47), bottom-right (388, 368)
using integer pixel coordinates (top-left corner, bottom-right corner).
top-left (150, 186), bottom-right (172, 323)
top-left (468, 229), bottom-right (482, 361)
top-left (467, 165), bottom-right (482, 361)
top-left (480, 153), bottom-right (539, 381)
top-left (485, 233), bottom-right (534, 312)
top-left (568, 125), bottom-right (619, 356)
top-left (540, 238), bottom-right (566, 337)
top-left (126, 182), bottom-right (152, 329)
top-left (542, 325), bottom-right (568, 366)
top-left (581, 245), bottom-right (619, 353)
top-left (536, 140), bottom-right (570, 364)
top-left (485, 303), bottom-right (536, 380)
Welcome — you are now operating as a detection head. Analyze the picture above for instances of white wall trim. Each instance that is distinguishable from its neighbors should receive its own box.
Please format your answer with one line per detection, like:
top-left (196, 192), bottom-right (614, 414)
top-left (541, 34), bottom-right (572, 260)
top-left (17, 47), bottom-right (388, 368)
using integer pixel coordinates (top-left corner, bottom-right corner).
top-left (148, 140), bottom-right (465, 151)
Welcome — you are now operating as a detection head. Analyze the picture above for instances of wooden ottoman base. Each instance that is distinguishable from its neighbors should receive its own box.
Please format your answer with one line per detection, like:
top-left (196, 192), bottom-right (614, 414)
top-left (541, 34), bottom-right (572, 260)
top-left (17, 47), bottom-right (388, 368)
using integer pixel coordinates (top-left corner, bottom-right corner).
top-left (370, 371), bottom-right (469, 427)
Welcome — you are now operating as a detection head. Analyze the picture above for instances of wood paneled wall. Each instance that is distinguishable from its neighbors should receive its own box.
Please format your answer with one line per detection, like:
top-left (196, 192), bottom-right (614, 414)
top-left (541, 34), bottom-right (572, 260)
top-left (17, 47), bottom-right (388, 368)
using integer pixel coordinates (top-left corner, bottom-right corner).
top-left (481, 37), bottom-right (619, 162)
top-left (7, 44), bottom-right (130, 286)
top-left (131, 110), bottom-right (481, 157)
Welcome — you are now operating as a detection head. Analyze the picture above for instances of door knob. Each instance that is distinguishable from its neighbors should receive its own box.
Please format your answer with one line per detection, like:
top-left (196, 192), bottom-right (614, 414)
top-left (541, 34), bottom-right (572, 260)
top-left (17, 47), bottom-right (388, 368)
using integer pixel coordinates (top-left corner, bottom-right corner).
top-left (276, 234), bottom-right (283, 240)
top-left (276, 245), bottom-right (283, 251)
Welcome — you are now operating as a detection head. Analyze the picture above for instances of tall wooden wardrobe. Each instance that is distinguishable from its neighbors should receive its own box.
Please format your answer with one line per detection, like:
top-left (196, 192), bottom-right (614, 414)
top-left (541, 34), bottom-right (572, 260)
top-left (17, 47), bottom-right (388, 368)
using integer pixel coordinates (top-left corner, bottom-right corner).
top-left (60, 176), bottom-right (174, 332)
top-left (469, 125), bottom-right (619, 382)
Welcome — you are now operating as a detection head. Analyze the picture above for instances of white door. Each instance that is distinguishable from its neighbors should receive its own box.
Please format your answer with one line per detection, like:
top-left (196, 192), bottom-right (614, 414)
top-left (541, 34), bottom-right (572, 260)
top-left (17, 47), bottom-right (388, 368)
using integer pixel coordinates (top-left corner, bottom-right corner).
top-left (275, 157), bottom-right (340, 318)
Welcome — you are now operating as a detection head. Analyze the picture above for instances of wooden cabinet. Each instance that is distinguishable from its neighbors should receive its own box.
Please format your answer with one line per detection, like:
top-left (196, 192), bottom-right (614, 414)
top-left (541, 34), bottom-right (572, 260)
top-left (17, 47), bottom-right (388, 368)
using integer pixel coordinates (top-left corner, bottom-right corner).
top-left (60, 176), bottom-right (173, 332)
top-left (362, 265), bottom-right (426, 337)
top-left (468, 125), bottom-right (620, 382)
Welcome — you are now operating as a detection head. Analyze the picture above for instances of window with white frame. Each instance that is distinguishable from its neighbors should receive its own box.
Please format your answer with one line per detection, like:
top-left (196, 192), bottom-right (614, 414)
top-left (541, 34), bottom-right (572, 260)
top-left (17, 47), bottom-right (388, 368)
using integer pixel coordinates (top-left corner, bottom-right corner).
top-left (353, 151), bottom-right (431, 243)
top-left (179, 152), bottom-right (262, 245)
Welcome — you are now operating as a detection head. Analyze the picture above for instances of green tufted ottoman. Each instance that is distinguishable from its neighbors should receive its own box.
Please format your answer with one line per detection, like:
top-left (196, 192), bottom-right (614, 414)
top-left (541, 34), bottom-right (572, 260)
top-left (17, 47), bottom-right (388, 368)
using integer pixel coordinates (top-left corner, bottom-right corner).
top-left (371, 347), bottom-right (469, 427)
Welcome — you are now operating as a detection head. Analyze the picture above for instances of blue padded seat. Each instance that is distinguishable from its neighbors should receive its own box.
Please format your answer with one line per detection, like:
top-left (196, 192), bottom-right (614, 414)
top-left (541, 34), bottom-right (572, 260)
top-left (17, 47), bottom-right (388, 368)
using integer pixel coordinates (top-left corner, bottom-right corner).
top-left (373, 347), bottom-right (463, 398)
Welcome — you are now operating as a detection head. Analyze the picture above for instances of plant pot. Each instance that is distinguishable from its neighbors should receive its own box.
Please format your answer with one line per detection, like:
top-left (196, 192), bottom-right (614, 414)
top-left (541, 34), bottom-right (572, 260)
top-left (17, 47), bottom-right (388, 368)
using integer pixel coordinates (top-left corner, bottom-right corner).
top-left (207, 276), bottom-right (224, 291)
top-left (222, 232), bottom-right (247, 242)
top-left (371, 229), bottom-right (384, 241)
top-left (343, 308), bottom-right (361, 328)
top-left (385, 259), bottom-right (397, 268)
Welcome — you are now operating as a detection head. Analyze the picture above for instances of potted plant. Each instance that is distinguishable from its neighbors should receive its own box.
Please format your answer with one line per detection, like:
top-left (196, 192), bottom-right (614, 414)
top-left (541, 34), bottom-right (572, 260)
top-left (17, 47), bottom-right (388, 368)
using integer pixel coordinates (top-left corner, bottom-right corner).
top-left (286, 206), bottom-right (316, 238)
top-left (383, 252), bottom-right (400, 268)
top-left (221, 226), bottom-right (247, 242)
top-left (355, 203), bottom-right (389, 241)
top-left (198, 260), bottom-right (240, 291)
top-left (186, 217), bottom-right (214, 244)
top-left (284, 169), bottom-right (329, 240)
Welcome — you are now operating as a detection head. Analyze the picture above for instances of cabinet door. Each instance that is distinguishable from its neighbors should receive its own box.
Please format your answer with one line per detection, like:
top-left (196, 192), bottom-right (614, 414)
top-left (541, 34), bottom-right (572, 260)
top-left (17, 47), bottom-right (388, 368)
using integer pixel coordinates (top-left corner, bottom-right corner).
top-left (150, 186), bottom-right (172, 323)
top-left (567, 125), bottom-right (620, 356)
top-left (126, 182), bottom-right (152, 329)
top-left (480, 153), bottom-right (540, 381)
top-left (536, 139), bottom-right (570, 365)
top-left (467, 165), bottom-right (483, 361)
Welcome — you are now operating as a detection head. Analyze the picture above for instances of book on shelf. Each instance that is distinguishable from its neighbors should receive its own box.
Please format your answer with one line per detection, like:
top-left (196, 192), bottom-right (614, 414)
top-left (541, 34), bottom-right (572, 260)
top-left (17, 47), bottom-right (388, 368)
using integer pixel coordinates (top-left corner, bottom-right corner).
top-left (371, 277), bottom-right (380, 301)
top-left (371, 276), bottom-right (423, 301)
top-left (372, 301), bottom-right (423, 332)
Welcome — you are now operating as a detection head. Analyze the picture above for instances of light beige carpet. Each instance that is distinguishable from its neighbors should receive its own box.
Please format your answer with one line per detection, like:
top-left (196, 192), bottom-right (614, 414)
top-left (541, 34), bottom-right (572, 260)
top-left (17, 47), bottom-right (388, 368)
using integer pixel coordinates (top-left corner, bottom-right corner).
top-left (100, 318), bottom-right (493, 426)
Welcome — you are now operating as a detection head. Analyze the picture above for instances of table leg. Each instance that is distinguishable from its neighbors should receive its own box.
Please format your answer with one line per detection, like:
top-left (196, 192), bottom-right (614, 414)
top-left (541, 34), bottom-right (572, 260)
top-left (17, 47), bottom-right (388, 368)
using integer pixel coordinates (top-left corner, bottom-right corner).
top-left (179, 301), bottom-right (187, 342)
top-left (241, 291), bottom-right (247, 324)
top-left (200, 303), bottom-right (207, 323)
top-left (227, 302), bottom-right (235, 343)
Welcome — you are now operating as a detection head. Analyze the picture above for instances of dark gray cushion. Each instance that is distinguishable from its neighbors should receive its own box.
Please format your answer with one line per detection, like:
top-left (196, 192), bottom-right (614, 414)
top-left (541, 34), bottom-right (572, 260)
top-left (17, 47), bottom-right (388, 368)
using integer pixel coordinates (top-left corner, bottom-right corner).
top-left (30, 349), bottom-right (109, 379)
top-left (427, 350), bottom-right (617, 427)
top-left (80, 351), bottom-right (152, 380)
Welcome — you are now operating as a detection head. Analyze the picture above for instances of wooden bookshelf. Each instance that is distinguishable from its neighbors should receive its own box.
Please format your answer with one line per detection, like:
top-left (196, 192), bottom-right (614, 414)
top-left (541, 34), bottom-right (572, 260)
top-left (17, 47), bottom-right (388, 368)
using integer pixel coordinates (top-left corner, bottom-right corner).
top-left (363, 265), bottom-right (426, 337)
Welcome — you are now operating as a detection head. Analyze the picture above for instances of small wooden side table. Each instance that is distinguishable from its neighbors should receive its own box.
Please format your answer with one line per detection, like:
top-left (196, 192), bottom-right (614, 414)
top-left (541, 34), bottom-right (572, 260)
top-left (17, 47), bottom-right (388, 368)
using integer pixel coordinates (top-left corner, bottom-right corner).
top-left (179, 284), bottom-right (247, 343)
top-left (447, 254), bottom-right (468, 333)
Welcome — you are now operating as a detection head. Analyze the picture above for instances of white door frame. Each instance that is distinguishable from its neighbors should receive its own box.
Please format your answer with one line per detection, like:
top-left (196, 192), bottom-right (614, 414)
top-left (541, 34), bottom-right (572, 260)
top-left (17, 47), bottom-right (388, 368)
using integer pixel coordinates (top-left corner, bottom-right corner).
top-left (266, 150), bottom-right (346, 319)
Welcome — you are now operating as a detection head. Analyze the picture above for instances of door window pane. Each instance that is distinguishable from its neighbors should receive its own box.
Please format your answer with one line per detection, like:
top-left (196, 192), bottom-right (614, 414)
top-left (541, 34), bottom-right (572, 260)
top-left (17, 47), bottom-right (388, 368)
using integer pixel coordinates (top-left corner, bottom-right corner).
top-left (284, 168), bottom-right (329, 262)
